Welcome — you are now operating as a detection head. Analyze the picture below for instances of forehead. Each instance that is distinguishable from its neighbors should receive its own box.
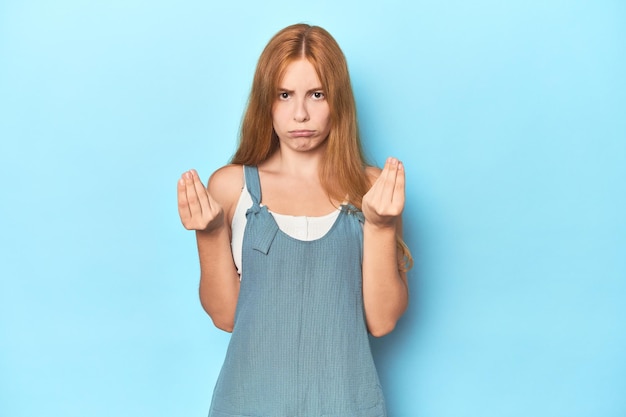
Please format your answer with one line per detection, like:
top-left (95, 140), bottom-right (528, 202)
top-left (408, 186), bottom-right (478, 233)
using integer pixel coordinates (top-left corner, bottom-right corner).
top-left (278, 58), bottom-right (322, 88)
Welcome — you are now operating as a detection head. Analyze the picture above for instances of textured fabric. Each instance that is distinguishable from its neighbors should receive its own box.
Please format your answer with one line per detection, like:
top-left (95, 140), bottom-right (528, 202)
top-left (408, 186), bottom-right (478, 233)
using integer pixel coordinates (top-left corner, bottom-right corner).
top-left (230, 166), bottom-right (340, 275)
top-left (208, 165), bottom-right (386, 417)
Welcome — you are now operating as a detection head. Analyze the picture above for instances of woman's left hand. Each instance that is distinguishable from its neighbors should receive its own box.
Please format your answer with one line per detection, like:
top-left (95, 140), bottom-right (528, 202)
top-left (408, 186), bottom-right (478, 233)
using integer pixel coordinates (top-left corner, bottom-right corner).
top-left (362, 157), bottom-right (405, 229)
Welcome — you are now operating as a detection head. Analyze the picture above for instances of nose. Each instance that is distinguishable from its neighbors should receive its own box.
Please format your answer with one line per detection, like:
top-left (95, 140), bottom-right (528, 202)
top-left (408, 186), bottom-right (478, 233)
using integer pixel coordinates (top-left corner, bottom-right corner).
top-left (293, 99), bottom-right (309, 122)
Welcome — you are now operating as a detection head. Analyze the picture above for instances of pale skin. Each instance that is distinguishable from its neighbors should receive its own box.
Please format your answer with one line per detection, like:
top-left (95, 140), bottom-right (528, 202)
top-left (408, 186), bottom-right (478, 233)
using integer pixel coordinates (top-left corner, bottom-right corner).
top-left (177, 59), bottom-right (408, 336)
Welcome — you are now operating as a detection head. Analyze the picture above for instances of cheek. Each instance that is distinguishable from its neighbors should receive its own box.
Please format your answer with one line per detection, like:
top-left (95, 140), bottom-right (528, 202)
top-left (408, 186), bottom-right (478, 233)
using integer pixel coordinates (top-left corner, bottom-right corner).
top-left (320, 106), bottom-right (331, 129)
top-left (311, 102), bottom-right (330, 121)
top-left (271, 107), bottom-right (284, 128)
top-left (277, 105), bottom-right (290, 117)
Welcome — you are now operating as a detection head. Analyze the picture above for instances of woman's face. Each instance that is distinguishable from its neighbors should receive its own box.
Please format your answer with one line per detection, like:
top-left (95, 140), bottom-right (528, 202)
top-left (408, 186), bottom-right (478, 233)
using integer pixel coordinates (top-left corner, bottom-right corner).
top-left (272, 58), bottom-right (331, 153)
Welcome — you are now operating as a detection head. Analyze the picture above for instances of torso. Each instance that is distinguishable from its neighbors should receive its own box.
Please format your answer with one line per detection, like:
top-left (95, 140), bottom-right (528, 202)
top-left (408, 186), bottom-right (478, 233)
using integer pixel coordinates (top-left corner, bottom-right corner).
top-left (209, 165), bottom-right (386, 417)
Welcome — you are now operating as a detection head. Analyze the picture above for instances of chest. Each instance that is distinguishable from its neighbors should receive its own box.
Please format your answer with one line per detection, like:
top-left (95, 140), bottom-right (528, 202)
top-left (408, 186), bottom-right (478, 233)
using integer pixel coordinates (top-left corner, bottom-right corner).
top-left (257, 174), bottom-right (338, 216)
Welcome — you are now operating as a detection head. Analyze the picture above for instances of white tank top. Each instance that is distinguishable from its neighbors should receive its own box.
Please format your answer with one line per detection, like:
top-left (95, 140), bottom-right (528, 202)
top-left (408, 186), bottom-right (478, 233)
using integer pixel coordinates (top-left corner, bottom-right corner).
top-left (230, 167), bottom-right (341, 275)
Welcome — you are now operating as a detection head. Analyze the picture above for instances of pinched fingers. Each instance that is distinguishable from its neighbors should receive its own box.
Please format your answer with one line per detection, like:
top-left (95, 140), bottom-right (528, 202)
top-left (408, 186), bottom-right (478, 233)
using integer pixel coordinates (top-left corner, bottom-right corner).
top-left (362, 157), bottom-right (406, 228)
top-left (380, 157), bottom-right (400, 205)
top-left (372, 157), bottom-right (405, 213)
top-left (184, 170), bottom-right (203, 218)
top-left (177, 169), bottom-right (215, 230)
top-left (191, 169), bottom-right (211, 214)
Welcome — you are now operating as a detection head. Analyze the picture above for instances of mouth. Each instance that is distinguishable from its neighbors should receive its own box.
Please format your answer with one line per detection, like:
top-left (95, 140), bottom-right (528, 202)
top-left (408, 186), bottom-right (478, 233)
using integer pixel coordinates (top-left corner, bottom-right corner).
top-left (289, 130), bottom-right (316, 138)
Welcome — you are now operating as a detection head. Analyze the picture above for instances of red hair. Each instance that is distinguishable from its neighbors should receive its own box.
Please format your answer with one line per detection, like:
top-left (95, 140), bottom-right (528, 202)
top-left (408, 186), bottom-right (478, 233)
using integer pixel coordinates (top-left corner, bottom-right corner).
top-left (231, 23), bottom-right (368, 206)
top-left (231, 24), bottom-right (412, 270)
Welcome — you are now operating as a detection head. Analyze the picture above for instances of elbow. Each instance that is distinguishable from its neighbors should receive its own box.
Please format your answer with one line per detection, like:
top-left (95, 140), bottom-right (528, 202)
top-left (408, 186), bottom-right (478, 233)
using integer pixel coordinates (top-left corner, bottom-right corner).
top-left (368, 320), bottom-right (397, 338)
top-left (206, 308), bottom-right (235, 333)
top-left (212, 318), bottom-right (234, 333)
top-left (365, 299), bottom-right (407, 337)
top-left (200, 300), bottom-right (235, 333)
top-left (199, 283), bottom-right (238, 333)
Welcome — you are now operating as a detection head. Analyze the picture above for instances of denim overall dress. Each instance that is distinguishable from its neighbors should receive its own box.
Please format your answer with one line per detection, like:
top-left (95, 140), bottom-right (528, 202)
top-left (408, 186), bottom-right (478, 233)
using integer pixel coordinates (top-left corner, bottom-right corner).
top-left (208, 165), bottom-right (386, 417)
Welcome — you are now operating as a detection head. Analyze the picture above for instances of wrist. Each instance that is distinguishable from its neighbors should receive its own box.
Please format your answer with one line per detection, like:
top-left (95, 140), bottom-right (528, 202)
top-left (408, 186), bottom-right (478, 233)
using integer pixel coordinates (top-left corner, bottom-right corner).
top-left (195, 222), bottom-right (226, 238)
top-left (363, 219), bottom-right (397, 234)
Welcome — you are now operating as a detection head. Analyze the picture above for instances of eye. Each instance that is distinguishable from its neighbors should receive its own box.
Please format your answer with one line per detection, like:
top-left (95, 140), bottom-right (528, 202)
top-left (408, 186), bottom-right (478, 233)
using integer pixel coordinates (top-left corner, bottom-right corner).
top-left (279, 92), bottom-right (290, 100)
top-left (312, 91), bottom-right (325, 100)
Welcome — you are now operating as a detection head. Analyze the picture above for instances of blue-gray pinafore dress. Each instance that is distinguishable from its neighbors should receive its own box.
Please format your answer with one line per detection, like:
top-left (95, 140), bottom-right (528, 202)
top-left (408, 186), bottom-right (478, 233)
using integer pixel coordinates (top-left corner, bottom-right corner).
top-left (208, 165), bottom-right (386, 417)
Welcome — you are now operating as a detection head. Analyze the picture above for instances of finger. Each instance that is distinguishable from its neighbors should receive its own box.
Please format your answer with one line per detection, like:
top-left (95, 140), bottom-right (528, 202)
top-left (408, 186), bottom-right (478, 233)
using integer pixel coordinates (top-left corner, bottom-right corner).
top-left (191, 169), bottom-right (211, 214)
top-left (392, 161), bottom-right (405, 210)
top-left (380, 157), bottom-right (399, 204)
top-left (184, 170), bottom-right (203, 218)
top-left (177, 176), bottom-right (192, 222)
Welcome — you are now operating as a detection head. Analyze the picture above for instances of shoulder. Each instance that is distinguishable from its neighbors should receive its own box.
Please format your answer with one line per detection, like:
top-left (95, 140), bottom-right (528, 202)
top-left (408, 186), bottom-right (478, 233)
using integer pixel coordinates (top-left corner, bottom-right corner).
top-left (207, 164), bottom-right (244, 215)
top-left (364, 165), bottom-right (382, 187)
top-left (208, 164), bottom-right (244, 186)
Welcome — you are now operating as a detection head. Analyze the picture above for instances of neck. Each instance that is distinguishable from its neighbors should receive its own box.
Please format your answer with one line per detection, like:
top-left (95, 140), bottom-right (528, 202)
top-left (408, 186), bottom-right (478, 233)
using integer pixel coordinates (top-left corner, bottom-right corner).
top-left (264, 143), bottom-right (326, 179)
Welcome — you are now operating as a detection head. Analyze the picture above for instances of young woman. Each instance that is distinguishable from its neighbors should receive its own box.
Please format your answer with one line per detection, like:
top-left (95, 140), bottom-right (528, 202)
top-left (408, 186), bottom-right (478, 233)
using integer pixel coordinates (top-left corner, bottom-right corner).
top-left (177, 23), bottom-right (411, 417)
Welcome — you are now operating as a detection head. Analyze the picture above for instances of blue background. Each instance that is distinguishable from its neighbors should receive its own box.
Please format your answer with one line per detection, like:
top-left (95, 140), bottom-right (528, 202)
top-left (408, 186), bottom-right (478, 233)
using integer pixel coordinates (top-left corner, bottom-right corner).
top-left (1, 1), bottom-right (625, 416)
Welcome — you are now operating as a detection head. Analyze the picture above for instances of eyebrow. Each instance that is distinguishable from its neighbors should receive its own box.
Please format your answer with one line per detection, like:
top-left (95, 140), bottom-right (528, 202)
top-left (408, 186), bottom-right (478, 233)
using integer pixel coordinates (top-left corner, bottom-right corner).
top-left (277, 87), bottom-right (324, 94)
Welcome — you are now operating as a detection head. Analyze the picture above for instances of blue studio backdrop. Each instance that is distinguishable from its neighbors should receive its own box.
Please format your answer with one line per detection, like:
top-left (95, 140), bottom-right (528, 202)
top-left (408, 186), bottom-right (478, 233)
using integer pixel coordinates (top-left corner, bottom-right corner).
top-left (1, 1), bottom-right (625, 416)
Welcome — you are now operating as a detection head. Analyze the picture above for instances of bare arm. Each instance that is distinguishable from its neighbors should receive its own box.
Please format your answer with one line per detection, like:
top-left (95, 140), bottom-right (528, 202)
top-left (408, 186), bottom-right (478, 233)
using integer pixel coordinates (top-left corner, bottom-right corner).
top-left (177, 166), bottom-right (242, 332)
top-left (361, 157), bottom-right (409, 337)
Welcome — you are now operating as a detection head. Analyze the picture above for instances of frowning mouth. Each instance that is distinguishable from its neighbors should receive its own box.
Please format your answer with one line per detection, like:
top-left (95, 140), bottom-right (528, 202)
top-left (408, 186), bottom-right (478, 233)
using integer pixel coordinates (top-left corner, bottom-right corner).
top-left (289, 130), bottom-right (316, 137)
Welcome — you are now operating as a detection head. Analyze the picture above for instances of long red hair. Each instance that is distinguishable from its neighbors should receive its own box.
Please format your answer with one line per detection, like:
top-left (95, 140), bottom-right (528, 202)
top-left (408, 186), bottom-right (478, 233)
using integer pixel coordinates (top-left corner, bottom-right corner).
top-left (231, 24), bottom-right (412, 270)
top-left (231, 23), bottom-right (368, 207)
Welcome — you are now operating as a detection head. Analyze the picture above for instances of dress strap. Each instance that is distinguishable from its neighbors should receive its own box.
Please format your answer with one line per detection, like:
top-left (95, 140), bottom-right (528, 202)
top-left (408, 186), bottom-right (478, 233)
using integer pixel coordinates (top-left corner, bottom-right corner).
top-left (243, 165), bottom-right (262, 206)
top-left (243, 165), bottom-right (278, 255)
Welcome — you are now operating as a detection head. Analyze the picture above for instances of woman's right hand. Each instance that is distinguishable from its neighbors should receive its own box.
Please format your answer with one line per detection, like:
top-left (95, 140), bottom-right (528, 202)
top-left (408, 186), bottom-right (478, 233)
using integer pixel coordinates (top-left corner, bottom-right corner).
top-left (177, 169), bottom-right (225, 232)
